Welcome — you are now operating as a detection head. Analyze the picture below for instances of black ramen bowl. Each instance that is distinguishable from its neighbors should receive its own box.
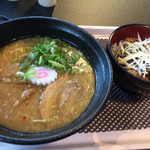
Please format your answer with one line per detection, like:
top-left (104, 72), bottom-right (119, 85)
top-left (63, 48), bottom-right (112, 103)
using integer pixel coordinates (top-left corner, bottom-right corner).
top-left (0, 16), bottom-right (113, 144)
top-left (107, 24), bottom-right (150, 93)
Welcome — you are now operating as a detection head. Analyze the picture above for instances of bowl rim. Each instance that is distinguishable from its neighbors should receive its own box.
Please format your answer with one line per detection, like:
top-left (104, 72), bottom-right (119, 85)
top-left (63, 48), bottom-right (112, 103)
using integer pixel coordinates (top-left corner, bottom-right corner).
top-left (0, 16), bottom-right (113, 145)
top-left (107, 23), bottom-right (150, 84)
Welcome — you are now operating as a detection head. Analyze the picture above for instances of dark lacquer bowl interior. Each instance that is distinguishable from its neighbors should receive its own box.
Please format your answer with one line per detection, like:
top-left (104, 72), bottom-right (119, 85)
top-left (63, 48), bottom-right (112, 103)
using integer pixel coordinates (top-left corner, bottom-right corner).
top-left (107, 24), bottom-right (150, 93)
top-left (0, 16), bottom-right (113, 145)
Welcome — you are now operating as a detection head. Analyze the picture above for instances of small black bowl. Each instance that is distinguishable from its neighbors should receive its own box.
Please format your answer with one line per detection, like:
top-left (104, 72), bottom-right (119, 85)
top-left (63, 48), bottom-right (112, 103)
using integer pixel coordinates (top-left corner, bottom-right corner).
top-left (0, 16), bottom-right (113, 144)
top-left (107, 24), bottom-right (150, 93)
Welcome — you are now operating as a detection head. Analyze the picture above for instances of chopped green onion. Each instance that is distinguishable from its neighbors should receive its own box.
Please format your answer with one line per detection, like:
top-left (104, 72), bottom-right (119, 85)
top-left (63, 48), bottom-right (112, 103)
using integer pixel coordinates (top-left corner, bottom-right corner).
top-left (19, 38), bottom-right (83, 74)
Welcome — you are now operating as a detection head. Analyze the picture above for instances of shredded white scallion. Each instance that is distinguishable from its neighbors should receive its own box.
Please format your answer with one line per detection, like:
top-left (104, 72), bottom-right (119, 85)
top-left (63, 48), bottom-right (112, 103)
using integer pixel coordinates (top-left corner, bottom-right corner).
top-left (111, 33), bottom-right (150, 78)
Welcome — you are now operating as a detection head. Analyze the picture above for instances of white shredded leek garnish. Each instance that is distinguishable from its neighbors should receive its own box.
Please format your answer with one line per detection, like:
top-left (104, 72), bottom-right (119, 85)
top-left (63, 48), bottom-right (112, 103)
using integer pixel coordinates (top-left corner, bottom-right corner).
top-left (111, 33), bottom-right (150, 78)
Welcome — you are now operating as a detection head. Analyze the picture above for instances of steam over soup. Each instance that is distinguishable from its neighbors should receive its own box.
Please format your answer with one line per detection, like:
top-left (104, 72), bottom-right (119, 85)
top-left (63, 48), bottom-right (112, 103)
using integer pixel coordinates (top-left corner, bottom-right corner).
top-left (0, 37), bottom-right (95, 133)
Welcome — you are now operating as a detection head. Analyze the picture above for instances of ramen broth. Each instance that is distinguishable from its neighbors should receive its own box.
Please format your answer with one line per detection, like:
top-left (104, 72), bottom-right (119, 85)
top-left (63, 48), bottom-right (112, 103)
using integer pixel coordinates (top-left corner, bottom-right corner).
top-left (0, 37), bottom-right (95, 133)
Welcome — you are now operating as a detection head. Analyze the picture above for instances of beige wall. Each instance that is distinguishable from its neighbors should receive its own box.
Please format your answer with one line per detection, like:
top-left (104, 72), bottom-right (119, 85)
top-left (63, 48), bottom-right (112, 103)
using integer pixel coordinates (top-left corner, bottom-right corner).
top-left (53, 0), bottom-right (150, 26)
